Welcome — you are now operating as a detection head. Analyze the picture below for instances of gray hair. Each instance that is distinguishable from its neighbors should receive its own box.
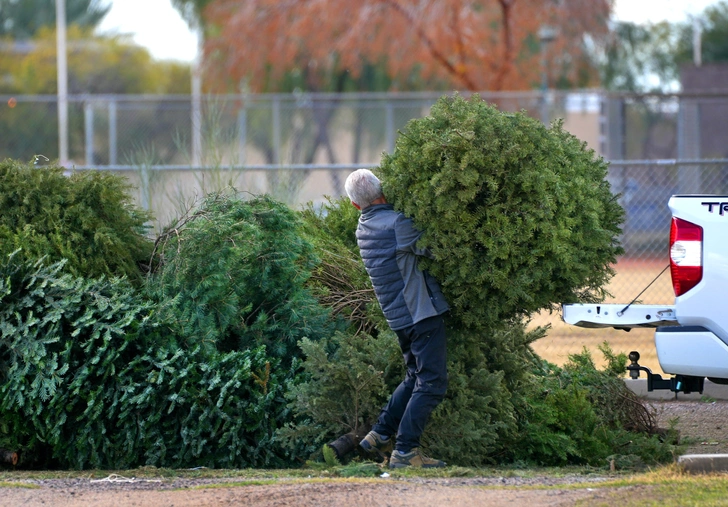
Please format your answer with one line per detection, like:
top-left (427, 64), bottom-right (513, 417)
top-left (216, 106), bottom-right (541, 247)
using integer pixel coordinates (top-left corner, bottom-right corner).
top-left (344, 168), bottom-right (383, 209)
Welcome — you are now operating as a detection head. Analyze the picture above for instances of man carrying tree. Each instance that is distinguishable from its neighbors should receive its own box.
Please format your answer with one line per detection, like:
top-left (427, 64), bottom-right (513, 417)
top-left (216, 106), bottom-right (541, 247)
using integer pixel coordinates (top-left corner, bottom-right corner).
top-left (344, 168), bottom-right (449, 469)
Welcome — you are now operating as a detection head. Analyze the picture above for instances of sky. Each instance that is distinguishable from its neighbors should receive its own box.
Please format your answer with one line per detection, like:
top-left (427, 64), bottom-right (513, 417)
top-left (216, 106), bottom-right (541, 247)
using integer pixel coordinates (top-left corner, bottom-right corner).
top-left (95, 0), bottom-right (724, 63)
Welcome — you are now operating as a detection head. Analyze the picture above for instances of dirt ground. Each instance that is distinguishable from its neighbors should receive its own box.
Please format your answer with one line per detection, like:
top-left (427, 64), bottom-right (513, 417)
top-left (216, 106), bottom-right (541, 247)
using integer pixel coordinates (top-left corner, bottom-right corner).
top-left (2, 399), bottom-right (726, 507)
top-left (654, 399), bottom-right (728, 455)
top-left (0, 477), bottom-right (604, 507)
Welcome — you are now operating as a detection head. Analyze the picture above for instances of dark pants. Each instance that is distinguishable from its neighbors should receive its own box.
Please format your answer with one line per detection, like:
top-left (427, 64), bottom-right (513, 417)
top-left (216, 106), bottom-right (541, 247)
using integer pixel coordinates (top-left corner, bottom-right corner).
top-left (372, 314), bottom-right (448, 452)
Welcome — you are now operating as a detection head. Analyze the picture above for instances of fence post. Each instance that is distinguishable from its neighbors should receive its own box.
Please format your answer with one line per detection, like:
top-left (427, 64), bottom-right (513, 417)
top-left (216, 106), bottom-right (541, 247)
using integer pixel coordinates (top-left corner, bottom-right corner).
top-left (108, 99), bottom-right (117, 166)
top-left (678, 97), bottom-right (701, 193)
top-left (84, 101), bottom-right (94, 166)
top-left (603, 95), bottom-right (625, 161)
top-left (237, 104), bottom-right (247, 165)
top-left (141, 164), bottom-right (150, 210)
top-left (191, 76), bottom-right (202, 168)
top-left (273, 96), bottom-right (281, 165)
top-left (56, 0), bottom-right (69, 166)
top-left (386, 100), bottom-right (394, 154)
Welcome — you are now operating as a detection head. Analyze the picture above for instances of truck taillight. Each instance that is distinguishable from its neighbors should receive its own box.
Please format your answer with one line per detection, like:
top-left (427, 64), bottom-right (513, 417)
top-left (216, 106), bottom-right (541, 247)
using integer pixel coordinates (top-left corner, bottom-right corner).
top-left (669, 217), bottom-right (703, 297)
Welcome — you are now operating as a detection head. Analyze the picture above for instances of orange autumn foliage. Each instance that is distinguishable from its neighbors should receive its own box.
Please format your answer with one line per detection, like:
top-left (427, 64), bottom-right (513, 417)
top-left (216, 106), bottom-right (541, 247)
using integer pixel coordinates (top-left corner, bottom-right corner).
top-left (202, 0), bottom-right (612, 92)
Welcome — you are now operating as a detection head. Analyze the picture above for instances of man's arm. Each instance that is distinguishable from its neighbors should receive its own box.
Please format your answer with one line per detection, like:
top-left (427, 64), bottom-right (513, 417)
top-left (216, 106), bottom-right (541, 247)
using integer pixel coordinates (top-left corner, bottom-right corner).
top-left (394, 214), bottom-right (434, 259)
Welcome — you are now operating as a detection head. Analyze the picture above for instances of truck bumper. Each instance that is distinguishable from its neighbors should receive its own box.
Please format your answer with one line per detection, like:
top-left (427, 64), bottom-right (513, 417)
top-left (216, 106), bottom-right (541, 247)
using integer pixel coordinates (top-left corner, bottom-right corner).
top-left (561, 303), bottom-right (677, 328)
top-left (656, 326), bottom-right (728, 379)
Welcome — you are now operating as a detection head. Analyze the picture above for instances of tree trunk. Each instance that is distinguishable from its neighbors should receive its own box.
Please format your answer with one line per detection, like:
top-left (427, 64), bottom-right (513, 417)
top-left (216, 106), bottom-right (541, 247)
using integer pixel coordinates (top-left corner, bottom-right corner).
top-left (326, 426), bottom-right (371, 461)
top-left (327, 433), bottom-right (357, 461)
top-left (0, 449), bottom-right (18, 466)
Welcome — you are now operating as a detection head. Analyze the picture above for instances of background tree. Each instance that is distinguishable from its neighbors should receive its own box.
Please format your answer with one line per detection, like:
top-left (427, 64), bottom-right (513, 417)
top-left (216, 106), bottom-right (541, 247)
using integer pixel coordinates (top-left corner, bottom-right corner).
top-left (597, 1), bottom-right (728, 94)
top-left (171, 0), bottom-right (214, 29)
top-left (598, 21), bottom-right (679, 93)
top-left (0, 0), bottom-right (108, 39)
top-left (592, 20), bottom-right (680, 159)
top-left (0, 26), bottom-right (190, 161)
top-left (171, 0), bottom-right (408, 191)
top-left (172, 0), bottom-right (413, 93)
top-left (0, 26), bottom-right (190, 95)
top-left (192, 0), bottom-right (612, 93)
top-left (170, 0), bottom-right (612, 197)
top-left (675, 1), bottom-right (728, 65)
top-left (590, 2), bottom-right (728, 160)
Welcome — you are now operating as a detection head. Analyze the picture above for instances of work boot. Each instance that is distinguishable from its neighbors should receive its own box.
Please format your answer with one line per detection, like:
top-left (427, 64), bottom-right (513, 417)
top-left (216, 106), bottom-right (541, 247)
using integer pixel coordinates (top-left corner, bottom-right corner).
top-left (389, 448), bottom-right (446, 469)
top-left (359, 430), bottom-right (392, 459)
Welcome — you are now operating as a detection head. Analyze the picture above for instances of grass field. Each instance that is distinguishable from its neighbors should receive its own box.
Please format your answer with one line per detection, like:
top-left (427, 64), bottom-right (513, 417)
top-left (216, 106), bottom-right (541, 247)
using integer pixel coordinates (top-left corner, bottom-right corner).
top-left (531, 258), bottom-right (673, 376)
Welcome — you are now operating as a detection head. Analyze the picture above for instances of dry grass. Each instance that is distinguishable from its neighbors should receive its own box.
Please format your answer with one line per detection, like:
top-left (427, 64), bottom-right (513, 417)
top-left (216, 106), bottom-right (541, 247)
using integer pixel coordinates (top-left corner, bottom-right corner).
top-left (531, 259), bottom-right (673, 375)
top-left (573, 465), bottom-right (728, 507)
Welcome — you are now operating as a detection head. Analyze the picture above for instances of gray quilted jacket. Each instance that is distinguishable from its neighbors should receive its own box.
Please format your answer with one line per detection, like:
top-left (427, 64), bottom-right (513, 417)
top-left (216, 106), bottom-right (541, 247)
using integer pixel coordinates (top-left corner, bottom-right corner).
top-left (356, 203), bottom-right (449, 331)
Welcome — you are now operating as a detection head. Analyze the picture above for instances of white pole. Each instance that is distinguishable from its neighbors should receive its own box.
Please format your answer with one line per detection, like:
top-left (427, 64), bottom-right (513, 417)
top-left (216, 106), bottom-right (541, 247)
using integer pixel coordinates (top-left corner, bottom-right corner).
top-left (538, 26), bottom-right (557, 126)
top-left (693, 17), bottom-right (702, 67)
top-left (108, 99), bottom-right (117, 165)
top-left (191, 28), bottom-right (203, 167)
top-left (56, 0), bottom-right (69, 166)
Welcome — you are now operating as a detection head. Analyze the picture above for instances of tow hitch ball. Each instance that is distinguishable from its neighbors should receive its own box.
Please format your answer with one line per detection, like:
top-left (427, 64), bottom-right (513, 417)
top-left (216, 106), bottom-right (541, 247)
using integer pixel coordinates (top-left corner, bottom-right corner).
top-left (627, 351), bottom-right (704, 394)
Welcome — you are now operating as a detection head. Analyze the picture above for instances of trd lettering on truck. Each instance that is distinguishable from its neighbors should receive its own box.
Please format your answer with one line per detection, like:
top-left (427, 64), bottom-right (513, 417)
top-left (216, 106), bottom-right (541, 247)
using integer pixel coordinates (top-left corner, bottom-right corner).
top-left (701, 202), bottom-right (728, 215)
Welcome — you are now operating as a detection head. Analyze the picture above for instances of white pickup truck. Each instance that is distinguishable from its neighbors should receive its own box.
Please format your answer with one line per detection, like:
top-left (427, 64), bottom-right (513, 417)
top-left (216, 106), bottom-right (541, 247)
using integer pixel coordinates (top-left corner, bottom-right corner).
top-left (563, 195), bottom-right (728, 394)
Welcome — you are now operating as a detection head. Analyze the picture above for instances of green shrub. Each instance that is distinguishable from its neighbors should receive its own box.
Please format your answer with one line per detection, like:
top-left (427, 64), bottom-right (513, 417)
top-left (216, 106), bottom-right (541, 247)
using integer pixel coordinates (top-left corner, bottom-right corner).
top-left (0, 159), bottom-right (153, 283)
top-left (420, 322), bottom-right (545, 465)
top-left (278, 330), bottom-right (402, 458)
top-left (284, 105), bottom-right (674, 468)
top-left (512, 377), bottom-right (612, 466)
top-left (0, 252), bottom-right (299, 469)
top-left (0, 252), bottom-right (153, 466)
top-left (370, 93), bottom-right (627, 464)
top-left (147, 191), bottom-right (338, 360)
top-left (0, 146), bottom-right (663, 470)
top-left (299, 197), bottom-right (384, 335)
top-left (377, 94), bottom-right (624, 330)
top-left (109, 344), bottom-right (292, 469)
top-left (0, 186), bottom-right (355, 469)
top-left (293, 196), bottom-right (544, 465)
top-left (510, 344), bottom-right (676, 468)
top-left (304, 196), bottom-right (362, 253)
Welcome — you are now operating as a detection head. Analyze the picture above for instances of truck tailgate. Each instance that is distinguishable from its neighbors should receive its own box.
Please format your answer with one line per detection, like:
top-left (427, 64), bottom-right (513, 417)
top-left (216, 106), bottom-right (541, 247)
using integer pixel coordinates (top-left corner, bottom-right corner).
top-left (562, 304), bottom-right (677, 329)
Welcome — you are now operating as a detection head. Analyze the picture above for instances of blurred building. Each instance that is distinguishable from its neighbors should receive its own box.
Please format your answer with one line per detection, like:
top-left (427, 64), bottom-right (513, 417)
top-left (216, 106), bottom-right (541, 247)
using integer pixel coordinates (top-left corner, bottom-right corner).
top-left (680, 62), bottom-right (728, 159)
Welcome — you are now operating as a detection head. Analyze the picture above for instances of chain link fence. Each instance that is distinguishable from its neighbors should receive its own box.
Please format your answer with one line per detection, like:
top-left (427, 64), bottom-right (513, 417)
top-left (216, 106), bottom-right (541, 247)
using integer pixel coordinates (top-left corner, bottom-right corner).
top-left (5, 89), bottom-right (728, 173)
top-left (1, 90), bottom-right (603, 168)
top-left (3, 90), bottom-right (728, 373)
